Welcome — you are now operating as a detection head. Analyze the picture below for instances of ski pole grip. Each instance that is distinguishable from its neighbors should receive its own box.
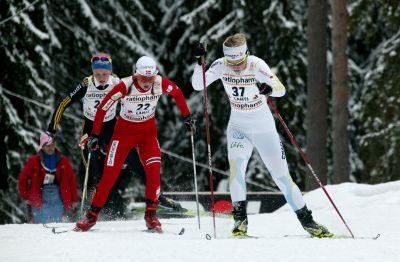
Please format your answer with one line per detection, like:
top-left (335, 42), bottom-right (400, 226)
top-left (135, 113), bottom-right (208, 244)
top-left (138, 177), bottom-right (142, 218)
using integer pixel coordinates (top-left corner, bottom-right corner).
top-left (201, 41), bottom-right (207, 65)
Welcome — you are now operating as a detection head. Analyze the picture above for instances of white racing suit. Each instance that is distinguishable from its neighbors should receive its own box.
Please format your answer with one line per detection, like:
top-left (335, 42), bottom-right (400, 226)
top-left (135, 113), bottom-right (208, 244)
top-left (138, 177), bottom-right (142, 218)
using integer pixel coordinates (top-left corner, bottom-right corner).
top-left (191, 55), bottom-right (305, 211)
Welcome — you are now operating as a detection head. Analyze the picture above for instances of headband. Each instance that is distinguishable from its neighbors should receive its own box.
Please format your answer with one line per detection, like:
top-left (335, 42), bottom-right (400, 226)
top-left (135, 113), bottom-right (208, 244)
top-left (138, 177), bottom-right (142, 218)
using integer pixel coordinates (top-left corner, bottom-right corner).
top-left (223, 42), bottom-right (248, 62)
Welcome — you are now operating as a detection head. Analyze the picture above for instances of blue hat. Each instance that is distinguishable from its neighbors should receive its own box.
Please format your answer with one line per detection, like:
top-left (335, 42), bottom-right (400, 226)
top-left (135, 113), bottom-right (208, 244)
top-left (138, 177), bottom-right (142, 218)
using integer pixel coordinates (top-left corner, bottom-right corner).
top-left (91, 55), bottom-right (112, 71)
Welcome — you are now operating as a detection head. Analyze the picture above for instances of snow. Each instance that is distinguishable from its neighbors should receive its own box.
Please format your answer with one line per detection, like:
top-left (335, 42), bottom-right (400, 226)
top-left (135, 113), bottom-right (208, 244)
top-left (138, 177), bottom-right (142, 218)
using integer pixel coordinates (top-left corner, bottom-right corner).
top-left (1, 181), bottom-right (400, 262)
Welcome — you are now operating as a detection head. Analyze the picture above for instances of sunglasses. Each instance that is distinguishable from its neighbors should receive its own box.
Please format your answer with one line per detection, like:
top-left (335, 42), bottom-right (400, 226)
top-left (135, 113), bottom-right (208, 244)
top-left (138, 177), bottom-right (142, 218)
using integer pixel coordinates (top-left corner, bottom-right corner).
top-left (136, 74), bottom-right (156, 83)
top-left (224, 53), bottom-right (249, 66)
top-left (91, 56), bottom-right (112, 63)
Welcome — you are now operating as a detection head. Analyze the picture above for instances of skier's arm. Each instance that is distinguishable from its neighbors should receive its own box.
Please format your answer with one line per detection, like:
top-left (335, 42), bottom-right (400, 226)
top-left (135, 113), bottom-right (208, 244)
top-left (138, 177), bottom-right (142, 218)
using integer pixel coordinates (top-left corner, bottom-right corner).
top-left (91, 81), bottom-right (127, 135)
top-left (162, 77), bottom-right (190, 117)
top-left (47, 78), bottom-right (88, 134)
top-left (255, 60), bottom-right (286, 97)
top-left (191, 60), bottom-right (221, 91)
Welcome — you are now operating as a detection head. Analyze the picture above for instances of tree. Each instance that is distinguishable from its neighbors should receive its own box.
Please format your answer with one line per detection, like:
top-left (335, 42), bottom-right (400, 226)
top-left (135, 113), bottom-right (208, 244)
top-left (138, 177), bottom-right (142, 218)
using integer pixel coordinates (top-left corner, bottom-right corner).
top-left (331, 0), bottom-right (350, 184)
top-left (305, 0), bottom-right (328, 190)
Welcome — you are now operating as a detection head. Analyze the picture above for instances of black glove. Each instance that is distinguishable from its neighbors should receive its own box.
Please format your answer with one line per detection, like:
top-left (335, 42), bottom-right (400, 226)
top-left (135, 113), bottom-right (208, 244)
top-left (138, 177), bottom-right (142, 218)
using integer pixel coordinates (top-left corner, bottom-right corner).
top-left (87, 134), bottom-right (99, 152)
top-left (46, 131), bottom-right (55, 139)
top-left (183, 114), bottom-right (196, 134)
top-left (193, 42), bottom-right (206, 65)
top-left (258, 83), bottom-right (273, 96)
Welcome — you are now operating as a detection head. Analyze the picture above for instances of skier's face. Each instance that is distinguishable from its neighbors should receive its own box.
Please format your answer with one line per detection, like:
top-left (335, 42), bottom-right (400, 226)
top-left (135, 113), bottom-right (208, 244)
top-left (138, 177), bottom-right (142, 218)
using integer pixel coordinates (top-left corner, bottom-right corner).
top-left (93, 69), bottom-right (112, 85)
top-left (136, 74), bottom-right (156, 90)
top-left (228, 60), bottom-right (247, 73)
top-left (225, 55), bottom-right (248, 73)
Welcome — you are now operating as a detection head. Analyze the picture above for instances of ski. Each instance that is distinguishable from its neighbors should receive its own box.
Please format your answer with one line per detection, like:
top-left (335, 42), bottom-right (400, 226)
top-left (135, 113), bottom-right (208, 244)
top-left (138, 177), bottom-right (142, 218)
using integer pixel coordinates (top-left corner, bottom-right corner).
top-left (43, 224), bottom-right (98, 234)
top-left (43, 223), bottom-right (70, 234)
top-left (283, 233), bottom-right (381, 240)
top-left (142, 227), bottom-right (185, 236)
top-left (230, 234), bottom-right (259, 239)
top-left (52, 227), bottom-right (70, 234)
top-left (43, 223), bottom-right (62, 229)
top-left (205, 233), bottom-right (259, 240)
top-left (335, 233), bottom-right (381, 240)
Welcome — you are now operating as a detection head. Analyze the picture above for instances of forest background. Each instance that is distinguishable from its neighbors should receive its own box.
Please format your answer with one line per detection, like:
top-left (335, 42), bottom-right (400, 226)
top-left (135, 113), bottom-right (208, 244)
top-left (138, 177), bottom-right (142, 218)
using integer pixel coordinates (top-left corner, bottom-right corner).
top-left (0, 0), bottom-right (399, 224)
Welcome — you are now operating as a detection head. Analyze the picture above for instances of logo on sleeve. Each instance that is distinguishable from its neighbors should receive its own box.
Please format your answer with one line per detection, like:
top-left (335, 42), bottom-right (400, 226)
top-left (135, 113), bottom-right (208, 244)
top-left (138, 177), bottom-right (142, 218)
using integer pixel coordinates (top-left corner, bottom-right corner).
top-left (166, 85), bottom-right (173, 93)
top-left (111, 92), bottom-right (122, 101)
top-left (102, 100), bottom-right (114, 110)
top-left (259, 68), bottom-right (272, 78)
top-left (70, 84), bottom-right (83, 97)
top-left (210, 61), bottom-right (222, 68)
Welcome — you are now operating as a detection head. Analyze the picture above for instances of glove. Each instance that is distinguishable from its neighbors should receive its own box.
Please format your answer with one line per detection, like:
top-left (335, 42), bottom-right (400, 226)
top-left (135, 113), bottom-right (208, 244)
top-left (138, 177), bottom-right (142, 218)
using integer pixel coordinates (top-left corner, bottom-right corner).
top-left (183, 114), bottom-right (196, 134)
top-left (79, 133), bottom-right (88, 150)
top-left (39, 131), bottom-right (55, 148)
top-left (258, 83), bottom-right (273, 96)
top-left (193, 42), bottom-right (206, 65)
top-left (100, 143), bottom-right (108, 156)
top-left (87, 134), bottom-right (100, 152)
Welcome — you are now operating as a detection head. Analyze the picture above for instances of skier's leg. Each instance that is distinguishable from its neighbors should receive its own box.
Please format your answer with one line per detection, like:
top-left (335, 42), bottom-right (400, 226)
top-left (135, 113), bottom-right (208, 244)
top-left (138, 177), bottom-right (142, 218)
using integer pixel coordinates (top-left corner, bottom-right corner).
top-left (137, 132), bottom-right (162, 230)
top-left (75, 133), bottom-right (134, 231)
top-left (99, 119), bottom-right (125, 220)
top-left (227, 126), bottom-right (253, 236)
top-left (138, 135), bottom-right (161, 202)
top-left (227, 126), bottom-right (253, 202)
top-left (254, 131), bottom-right (332, 237)
top-left (254, 131), bottom-right (305, 211)
top-left (91, 133), bottom-right (133, 208)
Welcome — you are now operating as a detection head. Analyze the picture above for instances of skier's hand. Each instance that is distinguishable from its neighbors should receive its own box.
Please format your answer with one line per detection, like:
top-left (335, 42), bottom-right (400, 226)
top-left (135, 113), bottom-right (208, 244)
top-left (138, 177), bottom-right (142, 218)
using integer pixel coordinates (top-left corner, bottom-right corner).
top-left (183, 114), bottom-right (196, 134)
top-left (79, 133), bottom-right (88, 150)
top-left (100, 143), bottom-right (108, 156)
top-left (39, 131), bottom-right (54, 148)
top-left (258, 83), bottom-right (273, 96)
top-left (193, 42), bottom-right (206, 65)
top-left (87, 134), bottom-right (99, 152)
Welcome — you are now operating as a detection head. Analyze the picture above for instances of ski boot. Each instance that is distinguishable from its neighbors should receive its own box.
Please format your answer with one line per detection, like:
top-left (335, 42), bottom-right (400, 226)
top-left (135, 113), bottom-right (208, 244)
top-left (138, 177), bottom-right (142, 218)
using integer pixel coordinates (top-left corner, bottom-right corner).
top-left (74, 206), bottom-right (101, 232)
top-left (158, 194), bottom-right (184, 211)
top-left (232, 201), bottom-right (248, 237)
top-left (295, 205), bottom-right (334, 238)
top-left (144, 200), bottom-right (162, 232)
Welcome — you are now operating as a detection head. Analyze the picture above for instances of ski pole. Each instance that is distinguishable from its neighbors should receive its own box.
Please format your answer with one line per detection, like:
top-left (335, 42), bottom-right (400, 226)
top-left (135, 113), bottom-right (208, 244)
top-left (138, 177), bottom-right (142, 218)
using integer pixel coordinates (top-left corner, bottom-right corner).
top-left (200, 42), bottom-right (217, 238)
top-left (190, 127), bottom-right (201, 229)
top-left (267, 96), bottom-right (355, 238)
top-left (80, 152), bottom-right (91, 213)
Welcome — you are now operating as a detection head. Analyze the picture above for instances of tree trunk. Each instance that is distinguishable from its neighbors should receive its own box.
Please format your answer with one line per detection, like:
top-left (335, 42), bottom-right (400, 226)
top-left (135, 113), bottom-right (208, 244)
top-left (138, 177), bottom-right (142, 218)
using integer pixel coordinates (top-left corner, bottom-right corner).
top-left (331, 0), bottom-right (350, 184)
top-left (306, 0), bottom-right (328, 191)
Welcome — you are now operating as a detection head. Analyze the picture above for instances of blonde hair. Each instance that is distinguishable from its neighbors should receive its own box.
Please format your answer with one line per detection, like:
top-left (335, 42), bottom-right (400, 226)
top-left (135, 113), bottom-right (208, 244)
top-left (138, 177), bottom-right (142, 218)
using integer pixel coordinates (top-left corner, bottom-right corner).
top-left (223, 33), bottom-right (247, 47)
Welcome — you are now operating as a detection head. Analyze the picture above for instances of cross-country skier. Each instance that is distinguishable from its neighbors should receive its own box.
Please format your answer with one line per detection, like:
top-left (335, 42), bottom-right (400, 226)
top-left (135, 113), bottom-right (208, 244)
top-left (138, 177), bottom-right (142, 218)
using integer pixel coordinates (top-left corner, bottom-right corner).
top-left (41, 53), bottom-right (182, 219)
top-left (191, 33), bottom-right (333, 238)
top-left (74, 56), bottom-right (195, 232)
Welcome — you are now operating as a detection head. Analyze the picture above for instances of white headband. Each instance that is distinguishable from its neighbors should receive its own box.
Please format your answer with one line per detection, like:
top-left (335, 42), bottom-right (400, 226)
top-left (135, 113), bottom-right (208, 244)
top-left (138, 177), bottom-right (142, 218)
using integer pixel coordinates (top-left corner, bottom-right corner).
top-left (223, 42), bottom-right (248, 62)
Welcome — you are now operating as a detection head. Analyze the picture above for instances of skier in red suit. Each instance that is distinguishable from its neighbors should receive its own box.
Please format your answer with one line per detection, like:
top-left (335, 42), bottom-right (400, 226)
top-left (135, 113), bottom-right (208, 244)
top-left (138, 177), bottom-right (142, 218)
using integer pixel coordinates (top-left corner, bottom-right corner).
top-left (74, 56), bottom-right (195, 232)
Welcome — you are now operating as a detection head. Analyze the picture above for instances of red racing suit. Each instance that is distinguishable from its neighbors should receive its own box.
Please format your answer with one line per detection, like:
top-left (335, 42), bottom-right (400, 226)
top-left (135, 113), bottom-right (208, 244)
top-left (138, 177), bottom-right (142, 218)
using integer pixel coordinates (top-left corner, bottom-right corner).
top-left (90, 75), bottom-right (190, 208)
